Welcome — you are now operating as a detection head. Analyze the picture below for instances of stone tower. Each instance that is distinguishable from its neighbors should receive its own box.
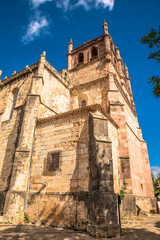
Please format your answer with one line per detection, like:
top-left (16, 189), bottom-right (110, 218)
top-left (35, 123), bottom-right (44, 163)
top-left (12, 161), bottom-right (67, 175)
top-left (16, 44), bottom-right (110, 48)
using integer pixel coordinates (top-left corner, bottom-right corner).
top-left (0, 20), bottom-right (155, 238)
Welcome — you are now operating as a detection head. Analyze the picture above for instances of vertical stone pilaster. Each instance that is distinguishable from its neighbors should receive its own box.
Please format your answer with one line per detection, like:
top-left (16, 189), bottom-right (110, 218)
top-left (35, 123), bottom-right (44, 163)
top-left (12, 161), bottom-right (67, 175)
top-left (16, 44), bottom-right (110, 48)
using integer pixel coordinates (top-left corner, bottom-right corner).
top-left (3, 74), bottom-right (44, 223)
top-left (87, 113), bottom-right (120, 238)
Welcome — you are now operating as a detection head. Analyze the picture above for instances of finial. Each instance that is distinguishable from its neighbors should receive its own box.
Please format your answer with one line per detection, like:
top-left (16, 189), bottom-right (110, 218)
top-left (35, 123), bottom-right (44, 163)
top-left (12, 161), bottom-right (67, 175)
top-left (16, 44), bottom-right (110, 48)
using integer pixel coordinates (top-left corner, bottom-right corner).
top-left (103, 19), bottom-right (108, 34)
top-left (12, 70), bottom-right (16, 75)
top-left (4, 76), bottom-right (7, 79)
top-left (41, 51), bottom-right (46, 57)
top-left (124, 64), bottom-right (128, 69)
top-left (69, 38), bottom-right (73, 44)
top-left (68, 39), bottom-right (73, 53)
top-left (40, 51), bottom-right (46, 63)
top-left (25, 65), bottom-right (32, 73)
top-left (0, 70), bottom-right (2, 78)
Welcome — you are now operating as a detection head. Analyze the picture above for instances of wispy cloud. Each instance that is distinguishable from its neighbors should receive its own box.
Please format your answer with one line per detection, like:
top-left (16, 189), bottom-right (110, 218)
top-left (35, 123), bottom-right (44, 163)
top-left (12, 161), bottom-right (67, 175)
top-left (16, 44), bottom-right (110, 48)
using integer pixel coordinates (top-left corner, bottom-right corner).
top-left (30, 0), bottom-right (115, 11)
top-left (151, 166), bottom-right (160, 177)
top-left (30, 0), bottom-right (52, 8)
top-left (23, 0), bottom-right (115, 44)
top-left (95, 0), bottom-right (114, 10)
top-left (22, 15), bottom-right (49, 44)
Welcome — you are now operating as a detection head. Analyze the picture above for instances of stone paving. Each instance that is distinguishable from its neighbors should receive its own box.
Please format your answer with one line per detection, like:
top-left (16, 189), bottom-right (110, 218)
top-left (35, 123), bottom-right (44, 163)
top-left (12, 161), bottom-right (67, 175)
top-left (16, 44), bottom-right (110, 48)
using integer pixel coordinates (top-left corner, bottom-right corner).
top-left (0, 215), bottom-right (159, 240)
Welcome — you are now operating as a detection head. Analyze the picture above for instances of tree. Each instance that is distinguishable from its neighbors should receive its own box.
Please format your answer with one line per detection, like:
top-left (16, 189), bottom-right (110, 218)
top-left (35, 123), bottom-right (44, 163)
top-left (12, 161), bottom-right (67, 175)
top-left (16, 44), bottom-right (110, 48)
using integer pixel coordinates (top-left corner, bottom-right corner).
top-left (151, 172), bottom-right (160, 197)
top-left (141, 26), bottom-right (160, 98)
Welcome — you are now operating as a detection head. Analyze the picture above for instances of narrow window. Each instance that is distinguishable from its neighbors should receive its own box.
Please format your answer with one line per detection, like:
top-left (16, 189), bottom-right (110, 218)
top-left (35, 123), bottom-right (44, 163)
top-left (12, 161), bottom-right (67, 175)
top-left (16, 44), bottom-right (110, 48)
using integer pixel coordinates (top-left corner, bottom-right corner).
top-left (10, 91), bottom-right (18, 119)
top-left (82, 100), bottom-right (86, 107)
top-left (45, 151), bottom-right (62, 173)
top-left (78, 52), bottom-right (84, 63)
top-left (141, 184), bottom-right (143, 190)
top-left (91, 46), bottom-right (98, 58)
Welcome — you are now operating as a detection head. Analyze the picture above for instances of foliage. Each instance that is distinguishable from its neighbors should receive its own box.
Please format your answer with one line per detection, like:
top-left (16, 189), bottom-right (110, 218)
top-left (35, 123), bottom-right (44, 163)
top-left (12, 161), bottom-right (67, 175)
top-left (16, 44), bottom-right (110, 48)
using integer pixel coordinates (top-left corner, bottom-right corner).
top-left (151, 172), bottom-right (160, 197)
top-left (141, 26), bottom-right (160, 98)
top-left (24, 212), bottom-right (30, 223)
top-left (120, 189), bottom-right (125, 200)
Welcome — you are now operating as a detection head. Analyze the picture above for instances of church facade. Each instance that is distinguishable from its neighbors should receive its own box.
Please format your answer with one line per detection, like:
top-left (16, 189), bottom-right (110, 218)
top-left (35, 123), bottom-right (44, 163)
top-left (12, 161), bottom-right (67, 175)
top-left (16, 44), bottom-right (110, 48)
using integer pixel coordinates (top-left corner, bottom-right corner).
top-left (0, 21), bottom-right (155, 238)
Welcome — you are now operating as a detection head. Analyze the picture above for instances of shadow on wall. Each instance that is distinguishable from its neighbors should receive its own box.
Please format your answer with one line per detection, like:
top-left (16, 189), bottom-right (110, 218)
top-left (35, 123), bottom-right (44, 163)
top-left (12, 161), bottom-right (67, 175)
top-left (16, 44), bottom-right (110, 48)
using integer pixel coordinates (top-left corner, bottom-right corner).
top-left (0, 105), bottom-right (25, 213)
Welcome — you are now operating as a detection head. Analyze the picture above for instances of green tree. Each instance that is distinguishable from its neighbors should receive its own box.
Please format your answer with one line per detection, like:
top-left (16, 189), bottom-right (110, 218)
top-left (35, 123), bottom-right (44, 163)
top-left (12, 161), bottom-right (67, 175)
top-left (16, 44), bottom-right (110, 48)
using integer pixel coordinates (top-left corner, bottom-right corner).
top-left (151, 172), bottom-right (160, 197)
top-left (141, 26), bottom-right (160, 98)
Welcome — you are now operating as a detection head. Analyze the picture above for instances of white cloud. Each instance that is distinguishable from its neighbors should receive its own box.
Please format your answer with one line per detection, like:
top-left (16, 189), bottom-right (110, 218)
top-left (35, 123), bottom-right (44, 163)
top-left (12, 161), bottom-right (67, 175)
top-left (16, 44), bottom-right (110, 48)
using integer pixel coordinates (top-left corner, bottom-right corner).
top-left (23, 0), bottom-right (115, 44)
top-left (151, 166), bottom-right (160, 177)
top-left (75, 0), bottom-right (91, 10)
top-left (30, 0), bottom-right (52, 8)
top-left (55, 0), bottom-right (71, 11)
top-left (22, 15), bottom-right (49, 44)
top-left (95, 0), bottom-right (114, 10)
top-left (30, 0), bottom-right (115, 10)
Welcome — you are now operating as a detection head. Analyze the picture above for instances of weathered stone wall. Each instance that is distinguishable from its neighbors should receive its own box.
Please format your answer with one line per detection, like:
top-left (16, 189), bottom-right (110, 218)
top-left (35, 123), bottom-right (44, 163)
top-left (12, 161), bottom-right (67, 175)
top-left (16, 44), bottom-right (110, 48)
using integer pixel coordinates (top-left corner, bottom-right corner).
top-left (27, 108), bottom-right (120, 237)
top-left (40, 67), bottom-right (70, 115)
top-left (70, 78), bottom-right (108, 110)
top-left (107, 61), bottom-right (155, 212)
top-left (0, 73), bottom-right (33, 212)
top-left (28, 110), bottom-right (90, 226)
top-left (69, 58), bottom-right (109, 86)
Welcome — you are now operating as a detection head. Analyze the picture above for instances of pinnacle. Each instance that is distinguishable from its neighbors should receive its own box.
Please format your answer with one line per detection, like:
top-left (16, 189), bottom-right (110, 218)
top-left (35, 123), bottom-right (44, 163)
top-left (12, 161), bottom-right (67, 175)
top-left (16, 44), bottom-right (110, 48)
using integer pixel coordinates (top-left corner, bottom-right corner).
top-left (69, 38), bottom-right (73, 44)
top-left (103, 19), bottom-right (108, 25)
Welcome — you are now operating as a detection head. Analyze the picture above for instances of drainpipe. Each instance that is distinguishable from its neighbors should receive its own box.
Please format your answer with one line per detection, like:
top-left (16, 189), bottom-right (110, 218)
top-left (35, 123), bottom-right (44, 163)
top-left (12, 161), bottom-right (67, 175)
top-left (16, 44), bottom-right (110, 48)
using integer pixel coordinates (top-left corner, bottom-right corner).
top-left (25, 118), bottom-right (37, 213)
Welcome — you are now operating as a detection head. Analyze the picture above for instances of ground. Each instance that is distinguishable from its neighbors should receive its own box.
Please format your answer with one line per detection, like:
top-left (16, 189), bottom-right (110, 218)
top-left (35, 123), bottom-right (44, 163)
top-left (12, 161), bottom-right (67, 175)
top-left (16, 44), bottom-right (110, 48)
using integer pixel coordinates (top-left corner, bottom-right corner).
top-left (0, 215), bottom-right (159, 239)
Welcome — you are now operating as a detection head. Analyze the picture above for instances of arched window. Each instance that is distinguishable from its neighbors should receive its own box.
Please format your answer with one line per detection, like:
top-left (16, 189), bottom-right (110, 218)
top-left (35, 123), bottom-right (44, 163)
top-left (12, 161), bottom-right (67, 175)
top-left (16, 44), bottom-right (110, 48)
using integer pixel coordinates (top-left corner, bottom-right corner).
top-left (10, 91), bottom-right (18, 119)
top-left (78, 52), bottom-right (84, 63)
top-left (81, 100), bottom-right (86, 108)
top-left (91, 46), bottom-right (98, 58)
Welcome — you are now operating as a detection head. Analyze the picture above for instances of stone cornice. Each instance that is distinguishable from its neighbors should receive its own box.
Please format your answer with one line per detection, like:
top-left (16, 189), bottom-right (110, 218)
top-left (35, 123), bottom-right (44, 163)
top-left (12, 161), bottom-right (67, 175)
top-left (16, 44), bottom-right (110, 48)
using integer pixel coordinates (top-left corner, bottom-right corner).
top-left (70, 35), bottom-right (104, 55)
top-left (1, 62), bottom-right (39, 86)
top-left (38, 104), bottom-right (119, 129)
top-left (126, 122), bottom-right (146, 143)
top-left (68, 55), bottom-right (110, 73)
top-left (70, 75), bottom-right (108, 90)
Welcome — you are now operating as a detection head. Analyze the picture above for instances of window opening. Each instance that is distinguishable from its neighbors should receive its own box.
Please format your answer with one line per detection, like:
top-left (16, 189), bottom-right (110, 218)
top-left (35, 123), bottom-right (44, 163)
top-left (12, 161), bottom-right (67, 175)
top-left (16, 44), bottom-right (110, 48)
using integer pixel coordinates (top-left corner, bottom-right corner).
top-left (78, 52), bottom-right (84, 63)
top-left (91, 46), bottom-right (98, 58)
top-left (10, 92), bottom-right (18, 119)
top-left (82, 100), bottom-right (86, 107)
top-left (45, 151), bottom-right (61, 172)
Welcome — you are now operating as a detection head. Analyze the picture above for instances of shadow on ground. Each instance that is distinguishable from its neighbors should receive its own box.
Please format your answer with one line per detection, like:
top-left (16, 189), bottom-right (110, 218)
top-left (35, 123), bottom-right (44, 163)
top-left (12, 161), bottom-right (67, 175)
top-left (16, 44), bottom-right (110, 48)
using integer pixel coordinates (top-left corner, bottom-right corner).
top-left (0, 224), bottom-right (95, 240)
top-left (0, 216), bottom-right (160, 240)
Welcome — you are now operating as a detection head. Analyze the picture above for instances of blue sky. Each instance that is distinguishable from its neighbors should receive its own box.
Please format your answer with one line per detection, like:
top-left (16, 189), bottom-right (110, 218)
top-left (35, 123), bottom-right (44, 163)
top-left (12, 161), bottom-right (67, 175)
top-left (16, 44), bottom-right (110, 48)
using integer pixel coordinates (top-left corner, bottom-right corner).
top-left (0, 0), bottom-right (159, 173)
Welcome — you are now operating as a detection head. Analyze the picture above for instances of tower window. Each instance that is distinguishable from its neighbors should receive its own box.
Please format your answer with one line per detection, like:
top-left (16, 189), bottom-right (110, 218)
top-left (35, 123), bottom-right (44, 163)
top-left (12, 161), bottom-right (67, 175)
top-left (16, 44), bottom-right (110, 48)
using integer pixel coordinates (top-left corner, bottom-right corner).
top-left (78, 52), bottom-right (84, 63)
top-left (10, 91), bottom-right (18, 119)
top-left (81, 100), bottom-right (86, 107)
top-left (91, 46), bottom-right (98, 58)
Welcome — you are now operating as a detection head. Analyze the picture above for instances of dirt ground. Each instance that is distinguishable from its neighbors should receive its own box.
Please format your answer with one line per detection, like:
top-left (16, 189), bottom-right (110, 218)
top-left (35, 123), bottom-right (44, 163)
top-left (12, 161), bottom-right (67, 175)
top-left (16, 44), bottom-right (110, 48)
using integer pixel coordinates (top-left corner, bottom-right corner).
top-left (0, 214), bottom-right (159, 240)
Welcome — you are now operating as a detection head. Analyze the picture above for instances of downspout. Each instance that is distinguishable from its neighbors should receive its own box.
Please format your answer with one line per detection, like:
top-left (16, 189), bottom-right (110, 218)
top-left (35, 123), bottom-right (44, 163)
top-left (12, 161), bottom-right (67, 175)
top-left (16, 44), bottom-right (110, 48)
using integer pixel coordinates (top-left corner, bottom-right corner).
top-left (25, 117), bottom-right (37, 213)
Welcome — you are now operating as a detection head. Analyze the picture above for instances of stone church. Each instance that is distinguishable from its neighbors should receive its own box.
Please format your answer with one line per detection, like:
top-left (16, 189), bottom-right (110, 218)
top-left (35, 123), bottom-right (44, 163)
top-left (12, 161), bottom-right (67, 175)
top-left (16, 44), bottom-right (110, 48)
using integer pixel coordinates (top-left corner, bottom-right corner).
top-left (0, 21), bottom-right (155, 238)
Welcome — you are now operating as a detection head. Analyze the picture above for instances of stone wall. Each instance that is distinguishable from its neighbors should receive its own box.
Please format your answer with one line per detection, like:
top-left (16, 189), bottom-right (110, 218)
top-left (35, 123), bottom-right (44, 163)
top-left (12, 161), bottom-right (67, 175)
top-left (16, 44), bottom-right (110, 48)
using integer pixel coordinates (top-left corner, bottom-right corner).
top-left (41, 67), bottom-right (70, 115)
top-left (107, 62), bottom-right (155, 213)
top-left (70, 77), bottom-right (108, 110)
top-left (69, 58), bottom-right (109, 86)
top-left (0, 73), bottom-right (33, 212)
top-left (27, 107), bottom-right (120, 238)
